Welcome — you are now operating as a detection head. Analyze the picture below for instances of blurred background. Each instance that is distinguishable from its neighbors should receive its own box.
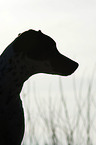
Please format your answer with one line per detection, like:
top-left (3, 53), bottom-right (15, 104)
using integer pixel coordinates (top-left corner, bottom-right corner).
top-left (0, 0), bottom-right (96, 144)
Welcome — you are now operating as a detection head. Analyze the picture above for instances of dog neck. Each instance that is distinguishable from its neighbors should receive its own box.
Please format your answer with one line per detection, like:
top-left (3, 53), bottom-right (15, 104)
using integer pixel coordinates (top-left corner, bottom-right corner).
top-left (0, 42), bottom-right (37, 106)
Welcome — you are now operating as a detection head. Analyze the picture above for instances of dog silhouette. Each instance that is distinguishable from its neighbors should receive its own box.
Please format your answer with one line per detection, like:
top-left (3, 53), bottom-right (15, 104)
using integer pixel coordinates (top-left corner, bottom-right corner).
top-left (0, 29), bottom-right (78, 145)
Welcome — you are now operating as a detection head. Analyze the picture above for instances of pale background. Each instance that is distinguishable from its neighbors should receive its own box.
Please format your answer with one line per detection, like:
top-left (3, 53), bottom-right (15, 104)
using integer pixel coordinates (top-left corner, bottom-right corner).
top-left (0, 0), bottom-right (96, 144)
top-left (0, 0), bottom-right (96, 96)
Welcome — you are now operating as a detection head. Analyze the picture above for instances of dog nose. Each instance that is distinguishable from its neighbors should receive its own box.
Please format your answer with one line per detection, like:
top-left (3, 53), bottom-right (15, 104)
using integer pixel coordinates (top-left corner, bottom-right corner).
top-left (51, 53), bottom-right (79, 76)
top-left (63, 59), bottom-right (79, 76)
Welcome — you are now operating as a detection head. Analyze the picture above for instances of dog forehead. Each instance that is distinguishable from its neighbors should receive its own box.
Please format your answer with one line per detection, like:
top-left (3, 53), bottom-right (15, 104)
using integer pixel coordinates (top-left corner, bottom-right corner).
top-left (18, 29), bottom-right (42, 37)
top-left (13, 29), bottom-right (57, 57)
top-left (21, 29), bottom-right (55, 44)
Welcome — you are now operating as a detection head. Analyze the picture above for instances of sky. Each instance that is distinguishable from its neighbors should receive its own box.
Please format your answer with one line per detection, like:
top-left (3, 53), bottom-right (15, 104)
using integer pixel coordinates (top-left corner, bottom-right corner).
top-left (0, 0), bottom-right (96, 95)
top-left (0, 0), bottom-right (96, 68)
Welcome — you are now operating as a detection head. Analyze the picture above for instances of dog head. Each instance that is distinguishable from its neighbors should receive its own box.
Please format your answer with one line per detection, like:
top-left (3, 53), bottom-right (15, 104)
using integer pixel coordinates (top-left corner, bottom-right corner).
top-left (13, 29), bottom-right (78, 76)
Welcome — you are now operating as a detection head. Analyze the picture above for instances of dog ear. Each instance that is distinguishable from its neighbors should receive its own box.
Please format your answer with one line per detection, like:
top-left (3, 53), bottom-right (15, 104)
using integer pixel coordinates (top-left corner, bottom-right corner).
top-left (18, 33), bottom-right (22, 36)
top-left (38, 30), bottom-right (42, 33)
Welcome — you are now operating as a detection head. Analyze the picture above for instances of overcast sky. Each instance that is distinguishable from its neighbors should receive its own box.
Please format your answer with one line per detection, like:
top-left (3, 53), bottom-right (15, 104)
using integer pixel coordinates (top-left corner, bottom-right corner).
top-left (0, 0), bottom-right (96, 87)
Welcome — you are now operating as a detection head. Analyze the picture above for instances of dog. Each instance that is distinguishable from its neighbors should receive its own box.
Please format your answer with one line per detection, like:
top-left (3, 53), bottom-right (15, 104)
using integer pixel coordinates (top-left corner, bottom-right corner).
top-left (0, 29), bottom-right (78, 145)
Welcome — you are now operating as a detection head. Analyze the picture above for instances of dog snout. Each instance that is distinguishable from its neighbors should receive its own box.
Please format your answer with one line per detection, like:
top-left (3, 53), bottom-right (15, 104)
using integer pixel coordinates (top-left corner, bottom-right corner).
top-left (50, 53), bottom-right (79, 76)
